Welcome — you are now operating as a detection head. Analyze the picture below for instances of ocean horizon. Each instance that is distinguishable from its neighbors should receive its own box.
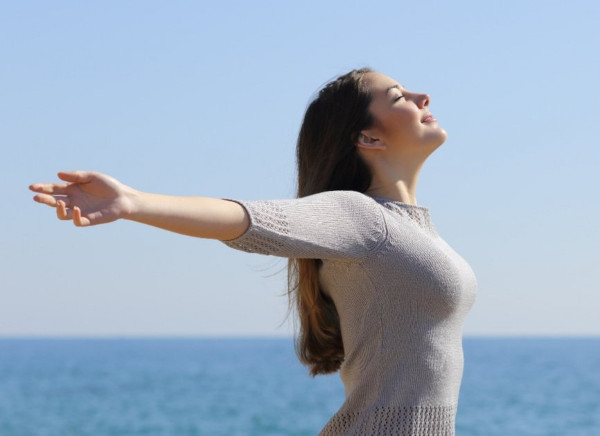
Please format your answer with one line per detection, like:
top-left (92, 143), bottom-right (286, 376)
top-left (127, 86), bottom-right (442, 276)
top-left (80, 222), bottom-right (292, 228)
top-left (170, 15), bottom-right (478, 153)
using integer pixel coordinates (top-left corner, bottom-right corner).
top-left (1, 336), bottom-right (598, 435)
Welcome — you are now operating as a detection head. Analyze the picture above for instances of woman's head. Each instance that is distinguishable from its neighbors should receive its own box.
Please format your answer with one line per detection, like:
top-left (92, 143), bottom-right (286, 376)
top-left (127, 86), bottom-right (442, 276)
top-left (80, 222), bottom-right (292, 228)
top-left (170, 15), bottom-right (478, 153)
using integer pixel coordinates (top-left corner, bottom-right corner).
top-left (356, 71), bottom-right (447, 162)
top-left (296, 69), bottom-right (447, 199)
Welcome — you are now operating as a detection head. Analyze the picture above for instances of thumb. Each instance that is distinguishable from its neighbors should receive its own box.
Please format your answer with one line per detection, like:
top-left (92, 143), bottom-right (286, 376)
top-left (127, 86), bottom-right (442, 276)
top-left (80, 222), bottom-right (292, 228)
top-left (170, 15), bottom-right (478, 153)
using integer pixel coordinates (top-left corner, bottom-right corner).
top-left (57, 170), bottom-right (93, 184)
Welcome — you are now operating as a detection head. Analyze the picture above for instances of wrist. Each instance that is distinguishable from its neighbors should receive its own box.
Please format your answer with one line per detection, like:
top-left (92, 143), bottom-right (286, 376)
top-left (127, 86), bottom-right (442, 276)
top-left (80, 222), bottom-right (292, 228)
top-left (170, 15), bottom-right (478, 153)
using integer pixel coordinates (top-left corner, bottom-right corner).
top-left (122, 187), bottom-right (144, 221)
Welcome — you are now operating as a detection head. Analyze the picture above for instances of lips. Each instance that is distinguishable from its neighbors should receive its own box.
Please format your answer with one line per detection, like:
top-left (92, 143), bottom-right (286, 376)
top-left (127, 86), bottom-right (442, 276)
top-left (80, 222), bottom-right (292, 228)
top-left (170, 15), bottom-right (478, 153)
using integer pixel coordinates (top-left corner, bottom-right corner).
top-left (421, 113), bottom-right (436, 123)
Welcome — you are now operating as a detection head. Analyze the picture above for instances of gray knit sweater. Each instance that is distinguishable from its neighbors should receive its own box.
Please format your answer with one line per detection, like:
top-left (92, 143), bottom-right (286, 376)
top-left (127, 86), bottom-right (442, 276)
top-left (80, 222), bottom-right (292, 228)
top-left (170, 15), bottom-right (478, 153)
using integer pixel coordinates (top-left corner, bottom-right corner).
top-left (223, 191), bottom-right (477, 436)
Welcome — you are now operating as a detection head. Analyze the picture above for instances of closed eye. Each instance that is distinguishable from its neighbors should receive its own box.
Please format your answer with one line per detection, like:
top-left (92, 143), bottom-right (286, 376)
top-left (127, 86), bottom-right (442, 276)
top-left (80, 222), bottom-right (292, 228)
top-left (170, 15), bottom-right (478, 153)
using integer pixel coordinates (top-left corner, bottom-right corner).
top-left (394, 95), bottom-right (405, 103)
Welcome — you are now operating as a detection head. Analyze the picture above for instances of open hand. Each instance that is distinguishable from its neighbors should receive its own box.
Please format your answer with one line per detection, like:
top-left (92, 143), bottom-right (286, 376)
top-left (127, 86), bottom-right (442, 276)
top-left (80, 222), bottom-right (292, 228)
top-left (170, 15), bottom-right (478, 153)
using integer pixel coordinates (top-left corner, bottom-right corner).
top-left (29, 171), bottom-right (137, 227)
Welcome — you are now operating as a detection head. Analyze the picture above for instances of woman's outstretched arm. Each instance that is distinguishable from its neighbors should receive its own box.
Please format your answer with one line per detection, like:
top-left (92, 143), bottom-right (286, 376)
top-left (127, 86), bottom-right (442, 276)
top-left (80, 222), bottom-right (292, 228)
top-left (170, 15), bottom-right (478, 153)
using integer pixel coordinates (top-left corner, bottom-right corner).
top-left (29, 170), bottom-right (250, 240)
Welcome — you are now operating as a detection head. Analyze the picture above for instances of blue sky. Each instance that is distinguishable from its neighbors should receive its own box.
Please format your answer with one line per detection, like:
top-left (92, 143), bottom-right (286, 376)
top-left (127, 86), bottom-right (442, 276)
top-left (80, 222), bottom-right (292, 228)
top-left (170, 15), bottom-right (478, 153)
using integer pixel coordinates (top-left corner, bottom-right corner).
top-left (2, 0), bottom-right (599, 337)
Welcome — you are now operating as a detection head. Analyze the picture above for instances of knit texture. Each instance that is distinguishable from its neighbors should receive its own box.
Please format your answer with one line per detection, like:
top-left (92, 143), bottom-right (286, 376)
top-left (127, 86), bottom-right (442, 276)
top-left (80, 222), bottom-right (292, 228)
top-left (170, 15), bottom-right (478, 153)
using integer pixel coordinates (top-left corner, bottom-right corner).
top-left (223, 191), bottom-right (477, 436)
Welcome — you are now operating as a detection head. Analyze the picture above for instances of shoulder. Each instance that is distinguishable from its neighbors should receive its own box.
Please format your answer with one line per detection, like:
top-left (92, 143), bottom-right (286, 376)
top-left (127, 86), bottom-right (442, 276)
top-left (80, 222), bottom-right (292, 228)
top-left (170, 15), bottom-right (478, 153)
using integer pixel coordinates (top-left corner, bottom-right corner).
top-left (233, 190), bottom-right (384, 228)
top-left (293, 190), bottom-right (386, 238)
top-left (299, 190), bottom-right (380, 209)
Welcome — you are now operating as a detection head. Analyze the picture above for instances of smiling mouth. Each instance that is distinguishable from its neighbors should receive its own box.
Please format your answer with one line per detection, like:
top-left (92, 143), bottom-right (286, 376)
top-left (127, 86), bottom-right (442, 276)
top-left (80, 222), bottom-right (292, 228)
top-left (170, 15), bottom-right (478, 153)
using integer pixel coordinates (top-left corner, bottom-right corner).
top-left (422, 114), bottom-right (436, 123)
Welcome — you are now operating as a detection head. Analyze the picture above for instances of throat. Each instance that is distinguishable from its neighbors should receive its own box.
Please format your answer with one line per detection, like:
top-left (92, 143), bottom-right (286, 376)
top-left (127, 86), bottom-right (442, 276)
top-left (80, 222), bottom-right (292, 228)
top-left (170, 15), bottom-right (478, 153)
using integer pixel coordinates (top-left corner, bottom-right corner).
top-left (363, 157), bottom-right (423, 205)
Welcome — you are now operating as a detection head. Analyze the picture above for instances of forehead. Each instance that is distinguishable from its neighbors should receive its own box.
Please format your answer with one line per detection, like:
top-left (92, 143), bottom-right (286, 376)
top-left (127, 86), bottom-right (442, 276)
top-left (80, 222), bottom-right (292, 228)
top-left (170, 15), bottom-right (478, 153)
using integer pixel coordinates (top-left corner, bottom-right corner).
top-left (365, 72), bottom-right (403, 95)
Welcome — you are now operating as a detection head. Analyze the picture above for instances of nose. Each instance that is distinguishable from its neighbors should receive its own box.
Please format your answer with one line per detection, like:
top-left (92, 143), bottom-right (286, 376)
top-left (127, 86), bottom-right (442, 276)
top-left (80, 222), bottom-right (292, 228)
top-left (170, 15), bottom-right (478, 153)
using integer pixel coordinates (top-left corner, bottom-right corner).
top-left (405, 91), bottom-right (430, 108)
top-left (417, 93), bottom-right (430, 109)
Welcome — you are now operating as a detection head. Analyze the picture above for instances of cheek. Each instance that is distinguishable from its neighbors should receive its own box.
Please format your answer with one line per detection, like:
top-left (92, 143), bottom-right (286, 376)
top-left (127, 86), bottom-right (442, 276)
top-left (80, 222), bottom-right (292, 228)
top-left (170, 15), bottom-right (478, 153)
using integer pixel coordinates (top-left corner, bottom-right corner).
top-left (379, 110), bottom-right (420, 138)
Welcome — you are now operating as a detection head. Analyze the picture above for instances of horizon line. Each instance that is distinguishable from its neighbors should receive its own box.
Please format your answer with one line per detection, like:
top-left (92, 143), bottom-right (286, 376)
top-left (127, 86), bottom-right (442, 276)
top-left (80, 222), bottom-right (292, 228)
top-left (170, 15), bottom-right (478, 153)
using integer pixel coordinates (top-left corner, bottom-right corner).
top-left (1, 334), bottom-right (599, 340)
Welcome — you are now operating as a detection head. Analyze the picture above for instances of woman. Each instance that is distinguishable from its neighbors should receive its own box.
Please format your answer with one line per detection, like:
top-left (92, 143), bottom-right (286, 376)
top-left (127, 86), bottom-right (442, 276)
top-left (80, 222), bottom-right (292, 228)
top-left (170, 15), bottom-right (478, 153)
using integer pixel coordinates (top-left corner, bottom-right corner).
top-left (30, 68), bottom-right (477, 435)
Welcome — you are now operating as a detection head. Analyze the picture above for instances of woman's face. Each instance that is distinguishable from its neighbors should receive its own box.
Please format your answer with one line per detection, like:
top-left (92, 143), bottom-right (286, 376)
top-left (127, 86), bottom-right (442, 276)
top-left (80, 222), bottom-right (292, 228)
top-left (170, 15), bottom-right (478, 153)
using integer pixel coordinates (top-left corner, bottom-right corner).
top-left (362, 72), bottom-right (447, 155)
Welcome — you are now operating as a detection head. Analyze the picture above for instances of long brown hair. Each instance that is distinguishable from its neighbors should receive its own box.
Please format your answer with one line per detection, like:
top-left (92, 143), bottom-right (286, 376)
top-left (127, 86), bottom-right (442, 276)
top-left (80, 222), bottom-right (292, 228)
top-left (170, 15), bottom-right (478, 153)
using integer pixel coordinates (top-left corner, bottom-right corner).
top-left (289, 68), bottom-right (375, 376)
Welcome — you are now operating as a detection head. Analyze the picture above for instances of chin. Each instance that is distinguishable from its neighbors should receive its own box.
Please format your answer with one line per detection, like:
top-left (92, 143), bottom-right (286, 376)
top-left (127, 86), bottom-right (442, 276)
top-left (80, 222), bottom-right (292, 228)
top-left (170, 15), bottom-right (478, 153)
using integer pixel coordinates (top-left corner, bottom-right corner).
top-left (438, 127), bottom-right (448, 145)
top-left (426, 127), bottom-right (448, 150)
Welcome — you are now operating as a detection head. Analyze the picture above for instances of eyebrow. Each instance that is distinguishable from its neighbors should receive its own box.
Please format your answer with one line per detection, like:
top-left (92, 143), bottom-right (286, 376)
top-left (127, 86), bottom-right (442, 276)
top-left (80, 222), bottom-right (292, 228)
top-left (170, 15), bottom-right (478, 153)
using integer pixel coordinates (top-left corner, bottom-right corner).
top-left (385, 84), bottom-right (404, 95)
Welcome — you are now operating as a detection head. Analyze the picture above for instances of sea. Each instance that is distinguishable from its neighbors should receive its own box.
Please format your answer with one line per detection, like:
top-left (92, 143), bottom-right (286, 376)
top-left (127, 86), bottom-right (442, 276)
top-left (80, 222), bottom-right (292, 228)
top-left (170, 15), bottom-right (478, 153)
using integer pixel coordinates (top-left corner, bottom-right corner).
top-left (0, 337), bottom-right (598, 436)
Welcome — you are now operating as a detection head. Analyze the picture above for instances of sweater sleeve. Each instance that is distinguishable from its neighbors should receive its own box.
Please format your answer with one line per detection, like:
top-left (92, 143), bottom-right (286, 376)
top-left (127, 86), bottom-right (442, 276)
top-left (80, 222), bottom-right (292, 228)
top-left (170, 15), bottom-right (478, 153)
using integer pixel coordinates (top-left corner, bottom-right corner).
top-left (222, 191), bottom-right (386, 260)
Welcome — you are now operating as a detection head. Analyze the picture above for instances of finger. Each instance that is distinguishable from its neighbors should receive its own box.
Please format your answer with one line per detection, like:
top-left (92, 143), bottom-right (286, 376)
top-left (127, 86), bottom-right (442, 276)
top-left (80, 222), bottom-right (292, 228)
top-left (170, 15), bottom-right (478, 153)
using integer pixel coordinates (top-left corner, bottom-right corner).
top-left (73, 206), bottom-right (91, 227)
top-left (29, 183), bottom-right (69, 195)
top-left (56, 200), bottom-right (73, 220)
top-left (33, 193), bottom-right (57, 207)
top-left (57, 171), bottom-right (93, 184)
top-left (33, 193), bottom-right (68, 207)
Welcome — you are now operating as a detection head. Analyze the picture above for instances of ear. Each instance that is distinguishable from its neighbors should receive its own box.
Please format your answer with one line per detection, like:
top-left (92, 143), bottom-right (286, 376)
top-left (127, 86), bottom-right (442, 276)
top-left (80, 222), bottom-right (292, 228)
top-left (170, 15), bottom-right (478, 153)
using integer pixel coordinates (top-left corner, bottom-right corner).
top-left (356, 132), bottom-right (386, 151)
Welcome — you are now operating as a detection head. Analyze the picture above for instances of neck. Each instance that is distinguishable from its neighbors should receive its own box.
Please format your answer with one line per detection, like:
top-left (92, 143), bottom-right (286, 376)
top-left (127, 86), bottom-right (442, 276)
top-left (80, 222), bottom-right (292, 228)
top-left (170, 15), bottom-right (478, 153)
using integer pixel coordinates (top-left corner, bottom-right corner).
top-left (365, 154), bottom-right (425, 205)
